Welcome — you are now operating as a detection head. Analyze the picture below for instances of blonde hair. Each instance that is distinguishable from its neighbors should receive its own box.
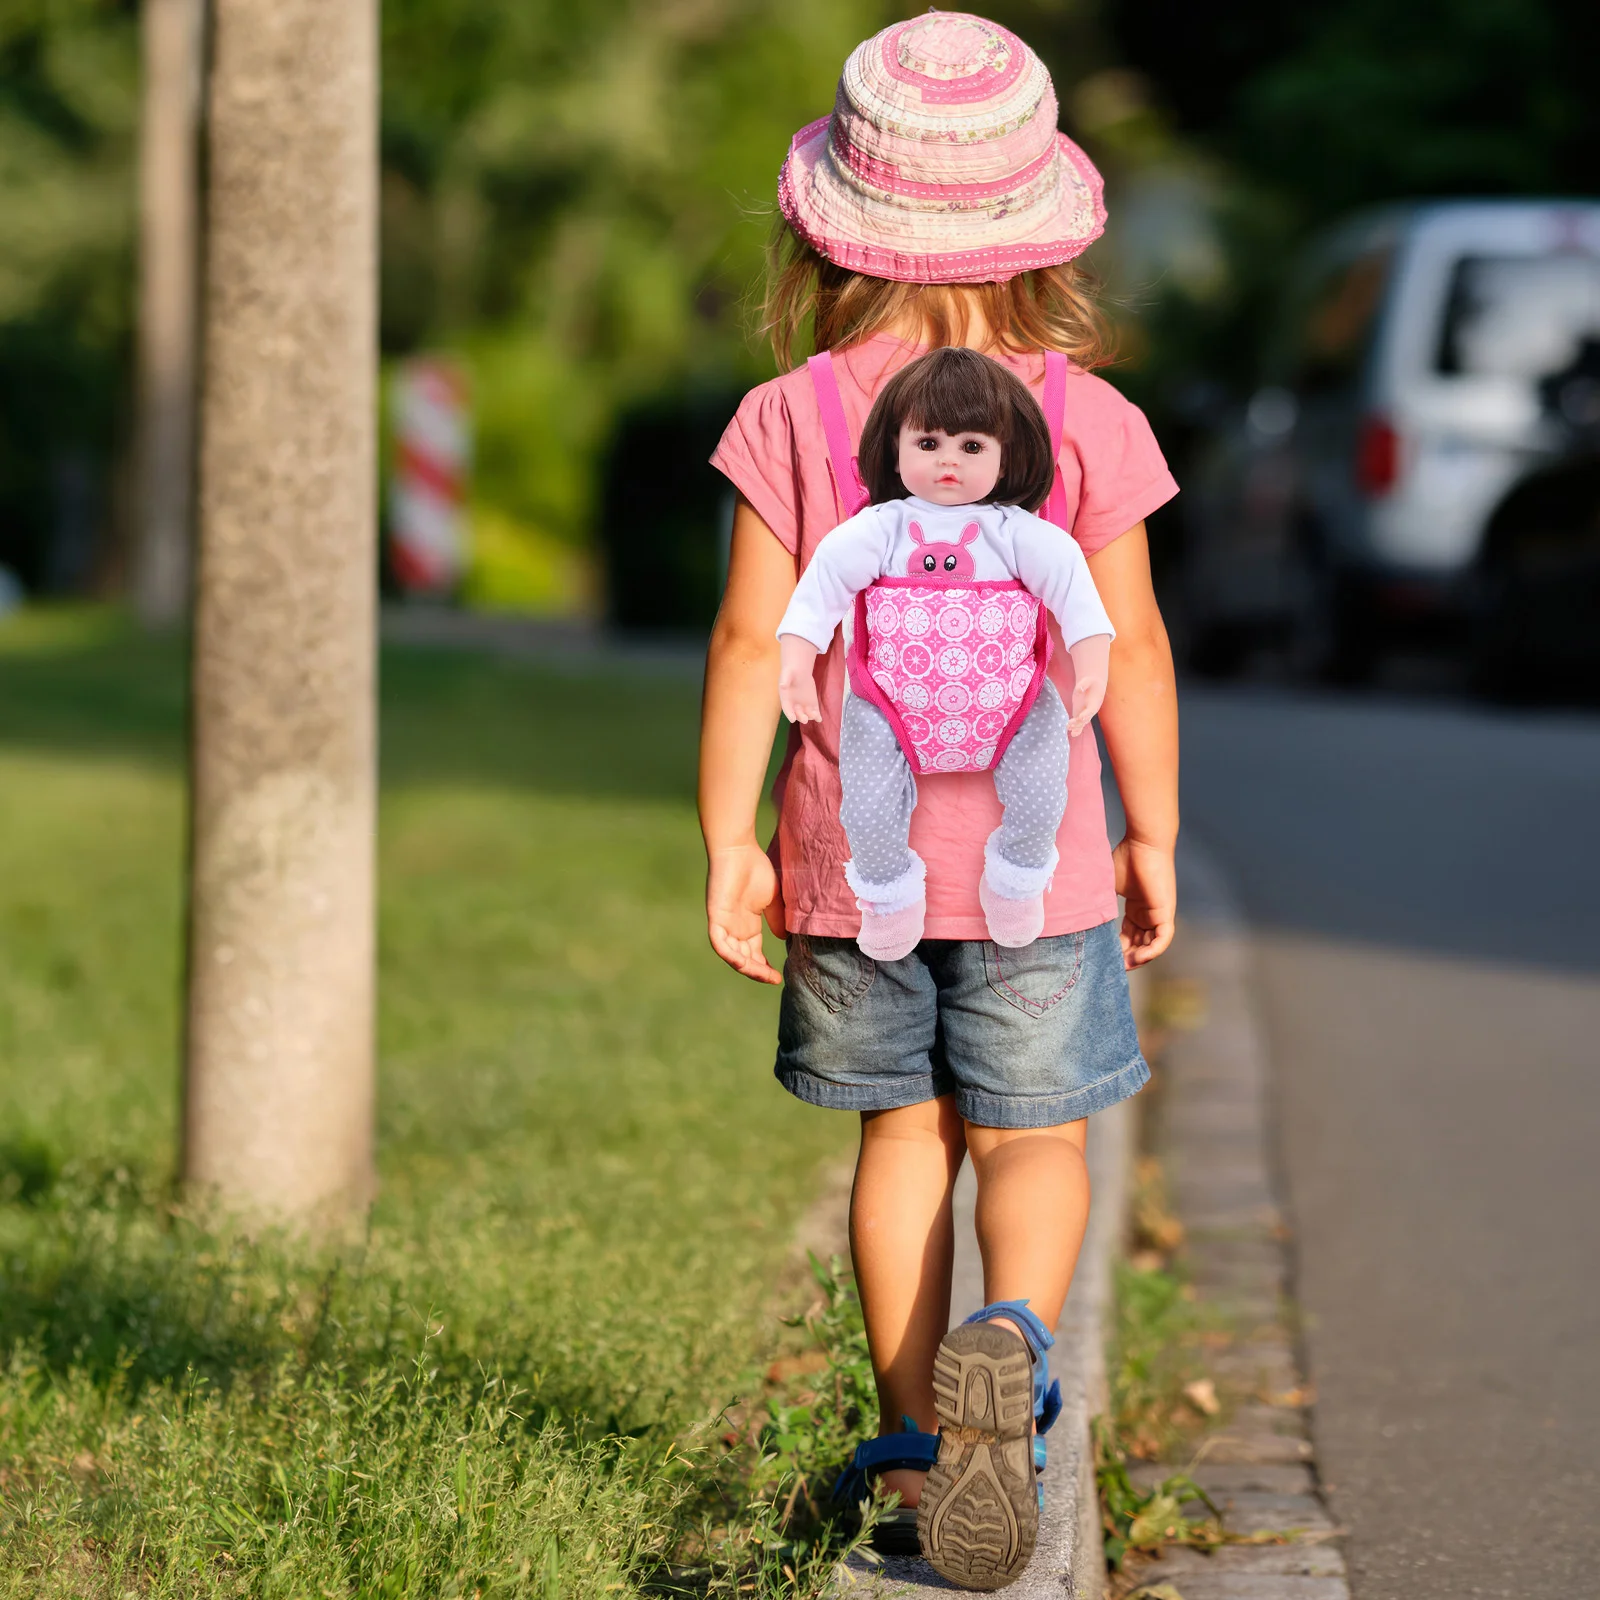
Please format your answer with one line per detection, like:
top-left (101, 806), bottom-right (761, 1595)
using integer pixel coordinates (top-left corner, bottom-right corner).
top-left (760, 218), bottom-right (1117, 372)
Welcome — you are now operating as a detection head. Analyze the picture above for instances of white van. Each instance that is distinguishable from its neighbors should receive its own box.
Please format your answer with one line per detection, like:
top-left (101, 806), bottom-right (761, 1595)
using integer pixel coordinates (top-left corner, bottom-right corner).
top-left (1182, 199), bottom-right (1600, 689)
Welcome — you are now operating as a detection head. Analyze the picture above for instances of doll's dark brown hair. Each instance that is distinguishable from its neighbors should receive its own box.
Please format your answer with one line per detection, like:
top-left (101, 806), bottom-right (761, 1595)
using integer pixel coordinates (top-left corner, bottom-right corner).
top-left (858, 347), bottom-right (1055, 512)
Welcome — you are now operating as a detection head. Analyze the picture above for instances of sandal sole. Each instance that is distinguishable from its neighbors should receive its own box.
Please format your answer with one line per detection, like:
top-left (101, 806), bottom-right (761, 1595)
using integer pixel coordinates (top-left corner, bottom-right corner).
top-left (916, 1324), bottom-right (1038, 1590)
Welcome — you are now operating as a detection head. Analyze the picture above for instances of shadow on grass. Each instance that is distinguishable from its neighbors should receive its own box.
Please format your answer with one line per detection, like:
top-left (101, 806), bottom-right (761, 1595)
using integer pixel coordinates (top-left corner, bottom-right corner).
top-left (0, 1149), bottom-right (381, 1393)
top-left (0, 607), bottom-right (712, 805)
top-left (0, 1152), bottom-right (636, 1435)
top-left (0, 609), bottom-right (782, 1434)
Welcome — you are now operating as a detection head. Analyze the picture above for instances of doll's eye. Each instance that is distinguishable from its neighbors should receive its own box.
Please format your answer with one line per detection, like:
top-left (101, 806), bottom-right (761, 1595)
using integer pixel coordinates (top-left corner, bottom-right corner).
top-left (923, 553), bottom-right (937, 571)
top-left (944, 553), bottom-right (958, 571)
top-left (916, 436), bottom-right (938, 451)
top-left (962, 440), bottom-right (984, 454)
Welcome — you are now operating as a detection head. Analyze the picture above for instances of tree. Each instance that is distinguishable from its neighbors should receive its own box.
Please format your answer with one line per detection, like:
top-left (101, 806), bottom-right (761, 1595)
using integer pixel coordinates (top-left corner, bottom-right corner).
top-left (182, 0), bottom-right (378, 1225)
top-left (133, 0), bottom-right (202, 626)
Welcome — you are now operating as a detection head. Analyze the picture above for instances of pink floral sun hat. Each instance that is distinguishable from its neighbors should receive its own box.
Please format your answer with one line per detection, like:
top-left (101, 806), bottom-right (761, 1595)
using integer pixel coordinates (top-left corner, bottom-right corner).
top-left (778, 11), bottom-right (1107, 285)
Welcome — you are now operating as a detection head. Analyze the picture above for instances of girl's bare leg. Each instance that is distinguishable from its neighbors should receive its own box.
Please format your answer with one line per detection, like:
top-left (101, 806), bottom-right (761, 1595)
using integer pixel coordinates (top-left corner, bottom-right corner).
top-left (966, 1120), bottom-right (1091, 1342)
top-left (850, 1095), bottom-right (967, 1509)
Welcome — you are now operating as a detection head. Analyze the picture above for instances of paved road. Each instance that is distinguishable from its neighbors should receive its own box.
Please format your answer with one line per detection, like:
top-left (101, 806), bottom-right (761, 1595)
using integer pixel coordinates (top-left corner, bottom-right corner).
top-left (1177, 686), bottom-right (1600, 1599)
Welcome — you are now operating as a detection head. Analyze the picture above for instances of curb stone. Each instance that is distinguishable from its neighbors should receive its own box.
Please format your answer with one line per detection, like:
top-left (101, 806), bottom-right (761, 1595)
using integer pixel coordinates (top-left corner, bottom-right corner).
top-left (1115, 838), bottom-right (1350, 1600)
top-left (841, 1084), bottom-right (1136, 1598)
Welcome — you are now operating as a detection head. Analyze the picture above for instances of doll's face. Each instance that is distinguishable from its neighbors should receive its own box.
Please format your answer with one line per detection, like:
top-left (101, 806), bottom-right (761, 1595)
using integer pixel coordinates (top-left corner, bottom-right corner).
top-left (897, 423), bottom-right (1003, 505)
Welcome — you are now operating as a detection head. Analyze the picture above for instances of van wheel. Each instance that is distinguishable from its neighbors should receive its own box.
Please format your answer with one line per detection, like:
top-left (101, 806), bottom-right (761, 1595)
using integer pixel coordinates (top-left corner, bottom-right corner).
top-left (1470, 534), bottom-right (1600, 703)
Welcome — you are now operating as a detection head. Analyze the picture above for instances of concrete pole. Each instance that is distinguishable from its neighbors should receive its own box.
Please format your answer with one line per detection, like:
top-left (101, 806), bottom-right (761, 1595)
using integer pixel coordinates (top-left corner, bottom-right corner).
top-left (133, 0), bottom-right (203, 627)
top-left (182, 0), bottom-right (378, 1224)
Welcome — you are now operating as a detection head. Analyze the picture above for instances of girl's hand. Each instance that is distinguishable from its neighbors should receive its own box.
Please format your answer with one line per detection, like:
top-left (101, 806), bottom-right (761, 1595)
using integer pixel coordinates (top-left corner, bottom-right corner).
top-left (777, 635), bottom-right (822, 723)
top-left (1087, 525), bottom-right (1178, 970)
top-left (707, 842), bottom-right (785, 985)
top-left (1112, 836), bottom-right (1175, 968)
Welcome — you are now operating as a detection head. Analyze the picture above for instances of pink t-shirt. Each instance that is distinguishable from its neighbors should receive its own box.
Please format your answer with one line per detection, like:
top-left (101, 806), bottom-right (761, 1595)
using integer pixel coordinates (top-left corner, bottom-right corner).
top-left (710, 333), bottom-right (1178, 941)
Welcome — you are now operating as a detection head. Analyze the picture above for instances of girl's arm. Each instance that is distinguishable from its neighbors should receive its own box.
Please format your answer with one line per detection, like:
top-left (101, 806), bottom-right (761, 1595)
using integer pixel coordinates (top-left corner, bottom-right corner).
top-left (699, 495), bottom-right (799, 985)
top-left (1085, 523), bottom-right (1179, 968)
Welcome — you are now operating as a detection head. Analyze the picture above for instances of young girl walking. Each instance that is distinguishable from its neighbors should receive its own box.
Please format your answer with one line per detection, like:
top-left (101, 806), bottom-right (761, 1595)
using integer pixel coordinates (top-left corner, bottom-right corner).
top-left (698, 12), bottom-right (1178, 1587)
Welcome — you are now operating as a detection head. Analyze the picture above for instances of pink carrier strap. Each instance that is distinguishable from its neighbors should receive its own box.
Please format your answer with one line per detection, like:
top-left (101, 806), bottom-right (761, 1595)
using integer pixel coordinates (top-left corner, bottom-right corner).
top-left (808, 348), bottom-right (1072, 529)
top-left (1041, 350), bottom-right (1069, 528)
top-left (807, 352), bottom-right (871, 519)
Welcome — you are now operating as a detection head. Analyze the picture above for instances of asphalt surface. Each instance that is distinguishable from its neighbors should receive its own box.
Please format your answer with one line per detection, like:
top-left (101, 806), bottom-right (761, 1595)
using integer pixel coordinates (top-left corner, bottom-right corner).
top-left (1178, 685), bottom-right (1600, 1599)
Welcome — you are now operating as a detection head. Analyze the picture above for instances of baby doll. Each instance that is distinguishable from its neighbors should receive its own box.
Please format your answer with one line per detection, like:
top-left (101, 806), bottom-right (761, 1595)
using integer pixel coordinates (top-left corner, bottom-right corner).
top-left (777, 346), bottom-right (1114, 960)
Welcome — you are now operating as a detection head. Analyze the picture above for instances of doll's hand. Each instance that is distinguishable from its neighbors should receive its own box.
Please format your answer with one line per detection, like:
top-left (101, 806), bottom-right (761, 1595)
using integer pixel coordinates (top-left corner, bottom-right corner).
top-left (778, 634), bottom-right (823, 724)
top-left (1066, 633), bottom-right (1111, 735)
top-left (706, 842), bottom-right (784, 985)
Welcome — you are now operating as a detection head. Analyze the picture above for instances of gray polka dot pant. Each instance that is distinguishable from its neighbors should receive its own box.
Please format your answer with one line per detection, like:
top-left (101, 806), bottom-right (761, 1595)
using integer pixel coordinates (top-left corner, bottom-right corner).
top-left (839, 681), bottom-right (1070, 904)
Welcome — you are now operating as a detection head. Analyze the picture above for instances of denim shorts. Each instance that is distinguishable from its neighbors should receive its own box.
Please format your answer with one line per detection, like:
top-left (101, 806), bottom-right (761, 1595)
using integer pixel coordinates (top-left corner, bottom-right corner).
top-left (775, 919), bottom-right (1148, 1129)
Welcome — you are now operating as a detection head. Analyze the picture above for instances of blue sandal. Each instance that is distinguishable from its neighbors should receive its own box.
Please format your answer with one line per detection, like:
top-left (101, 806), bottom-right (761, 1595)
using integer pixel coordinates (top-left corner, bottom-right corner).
top-left (833, 1415), bottom-right (940, 1555)
top-left (917, 1299), bottom-right (1060, 1589)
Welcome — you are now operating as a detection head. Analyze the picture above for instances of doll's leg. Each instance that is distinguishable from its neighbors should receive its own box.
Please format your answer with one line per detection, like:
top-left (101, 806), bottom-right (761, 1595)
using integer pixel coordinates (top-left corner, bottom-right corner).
top-left (990, 679), bottom-right (1071, 886)
top-left (840, 692), bottom-right (922, 904)
top-left (839, 694), bottom-right (926, 959)
top-left (982, 681), bottom-right (1071, 946)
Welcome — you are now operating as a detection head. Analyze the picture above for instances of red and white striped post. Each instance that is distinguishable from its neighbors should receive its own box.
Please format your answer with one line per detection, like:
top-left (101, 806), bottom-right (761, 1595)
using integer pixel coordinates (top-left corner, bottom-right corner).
top-left (389, 357), bottom-right (470, 594)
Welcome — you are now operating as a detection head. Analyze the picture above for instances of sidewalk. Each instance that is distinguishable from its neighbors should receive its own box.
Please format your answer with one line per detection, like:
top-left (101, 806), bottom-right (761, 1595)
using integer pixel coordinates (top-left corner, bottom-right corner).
top-left (830, 834), bottom-right (1352, 1599)
top-left (1115, 840), bottom-right (1349, 1600)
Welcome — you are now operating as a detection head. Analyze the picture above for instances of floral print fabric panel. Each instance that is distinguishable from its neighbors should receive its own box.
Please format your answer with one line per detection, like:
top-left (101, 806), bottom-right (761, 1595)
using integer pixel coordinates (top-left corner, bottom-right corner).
top-left (863, 583), bottom-right (1045, 774)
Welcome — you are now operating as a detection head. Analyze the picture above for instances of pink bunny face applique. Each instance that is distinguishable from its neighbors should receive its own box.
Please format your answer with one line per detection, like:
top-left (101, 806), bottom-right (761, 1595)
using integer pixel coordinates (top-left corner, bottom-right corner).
top-left (905, 519), bottom-right (980, 581)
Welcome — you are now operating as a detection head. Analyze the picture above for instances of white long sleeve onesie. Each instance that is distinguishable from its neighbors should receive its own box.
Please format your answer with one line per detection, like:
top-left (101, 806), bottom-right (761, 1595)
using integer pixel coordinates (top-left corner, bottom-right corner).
top-left (778, 496), bottom-right (1114, 909)
top-left (777, 496), bottom-right (1114, 652)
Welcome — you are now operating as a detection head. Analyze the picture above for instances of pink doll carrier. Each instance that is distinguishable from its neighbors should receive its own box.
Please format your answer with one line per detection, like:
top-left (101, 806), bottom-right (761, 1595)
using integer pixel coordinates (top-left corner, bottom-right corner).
top-left (807, 348), bottom-right (1072, 777)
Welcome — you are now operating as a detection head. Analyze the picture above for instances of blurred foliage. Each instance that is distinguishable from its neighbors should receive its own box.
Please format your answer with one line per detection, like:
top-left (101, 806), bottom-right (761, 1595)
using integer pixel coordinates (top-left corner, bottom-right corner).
top-left (0, 0), bottom-right (893, 597)
top-left (0, 0), bottom-right (134, 330)
top-left (1, 0), bottom-right (1595, 592)
top-left (0, 0), bottom-right (135, 591)
top-left (378, 0), bottom-right (893, 566)
top-left (1107, 0), bottom-right (1599, 217)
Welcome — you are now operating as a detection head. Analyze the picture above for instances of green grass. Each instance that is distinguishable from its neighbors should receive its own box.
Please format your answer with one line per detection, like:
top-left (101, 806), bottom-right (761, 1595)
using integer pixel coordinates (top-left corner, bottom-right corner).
top-left (0, 607), bottom-right (863, 1598)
